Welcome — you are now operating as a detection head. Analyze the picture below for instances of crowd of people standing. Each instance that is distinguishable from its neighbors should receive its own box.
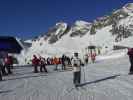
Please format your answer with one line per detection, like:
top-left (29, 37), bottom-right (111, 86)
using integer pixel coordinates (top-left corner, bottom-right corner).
top-left (31, 54), bottom-right (72, 73)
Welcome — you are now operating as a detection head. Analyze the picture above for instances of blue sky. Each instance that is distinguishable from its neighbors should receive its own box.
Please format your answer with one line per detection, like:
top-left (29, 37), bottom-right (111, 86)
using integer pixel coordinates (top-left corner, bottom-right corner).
top-left (0, 0), bottom-right (132, 39)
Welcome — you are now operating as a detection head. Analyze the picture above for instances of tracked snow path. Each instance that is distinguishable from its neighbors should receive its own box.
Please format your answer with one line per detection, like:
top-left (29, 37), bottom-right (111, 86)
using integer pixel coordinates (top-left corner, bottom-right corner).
top-left (0, 55), bottom-right (133, 100)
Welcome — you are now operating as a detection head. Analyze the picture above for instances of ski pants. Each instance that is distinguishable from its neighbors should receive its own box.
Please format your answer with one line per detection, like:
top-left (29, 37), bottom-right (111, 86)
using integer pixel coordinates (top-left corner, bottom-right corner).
top-left (1, 65), bottom-right (7, 75)
top-left (33, 65), bottom-right (38, 73)
top-left (129, 57), bottom-right (133, 73)
top-left (5, 64), bottom-right (12, 74)
top-left (73, 71), bottom-right (81, 85)
top-left (130, 64), bottom-right (133, 73)
top-left (62, 63), bottom-right (66, 70)
top-left (40, 65), bottom-right (47, 72)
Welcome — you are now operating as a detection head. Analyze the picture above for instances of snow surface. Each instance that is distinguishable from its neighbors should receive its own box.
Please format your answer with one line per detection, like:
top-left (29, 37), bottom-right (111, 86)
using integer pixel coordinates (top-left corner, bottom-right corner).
top-left (1, 51), bottom-right (133, 100)
top-left (115, 36), bottom-right (133, 48)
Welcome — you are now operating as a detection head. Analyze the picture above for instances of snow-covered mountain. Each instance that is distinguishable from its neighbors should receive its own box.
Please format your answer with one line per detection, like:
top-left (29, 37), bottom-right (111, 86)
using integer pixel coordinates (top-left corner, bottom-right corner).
top-left (18, 3), bottom-right (133, 64)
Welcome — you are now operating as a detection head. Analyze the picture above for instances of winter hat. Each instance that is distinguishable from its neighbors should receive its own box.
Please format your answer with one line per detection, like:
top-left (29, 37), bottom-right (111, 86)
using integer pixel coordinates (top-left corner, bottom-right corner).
top-left (33, 55), bottom-right (37, 58)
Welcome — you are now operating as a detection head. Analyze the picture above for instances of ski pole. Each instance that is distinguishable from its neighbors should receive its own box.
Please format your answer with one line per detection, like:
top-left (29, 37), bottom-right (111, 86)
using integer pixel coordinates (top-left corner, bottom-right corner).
top-left (82, 65), bottom-right (86, 83)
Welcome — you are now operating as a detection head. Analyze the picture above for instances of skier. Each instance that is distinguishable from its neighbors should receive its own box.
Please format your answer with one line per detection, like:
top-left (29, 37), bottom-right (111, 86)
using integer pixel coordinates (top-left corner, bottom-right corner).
top-left (32, 55), bottom-right (39, 73)
top-left (91, 53), bottom-right (96, 63)
top-left (53, 57), bottom-right (59, 70)
top-left (4, 54), bottom-right (13, 74)
top-left (84, 54), bottom-right (88, 64)
top-left (1, 59), bottom-right (7, 76)
top-left (67, 56), bottom-right (71, 66)
top-left (39, 57), bottom-right (48, 73)
top-left (47, 57), bottom-right (50, 65)
top-left (61, 54), bottom-right (66, 70)
top-left (127, 48), bottom-right (133, 74)
top-left (71, 52), bottom-right (82, 87)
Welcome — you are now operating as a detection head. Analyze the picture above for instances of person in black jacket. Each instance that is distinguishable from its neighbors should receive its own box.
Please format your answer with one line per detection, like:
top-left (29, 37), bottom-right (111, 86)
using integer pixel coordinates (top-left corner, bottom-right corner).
top-left (61, 54), bottom-right (66, 70)
top-left (127, 48), bottom-right (133, 74)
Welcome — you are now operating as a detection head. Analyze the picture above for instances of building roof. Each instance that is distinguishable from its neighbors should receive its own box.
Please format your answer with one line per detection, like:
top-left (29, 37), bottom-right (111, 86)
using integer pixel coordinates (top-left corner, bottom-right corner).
top-left (0, 36), bottom-right (23, 53)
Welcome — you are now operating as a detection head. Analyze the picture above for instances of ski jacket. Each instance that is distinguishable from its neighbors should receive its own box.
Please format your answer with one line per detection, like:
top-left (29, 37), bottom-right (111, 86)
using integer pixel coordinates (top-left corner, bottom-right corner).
top-left (71, 57), bottom-right (81, 72)
top-left (91, 53), bottom-right (96, 60)
top-left (127, 48), bottom-right (133, 63)
top-left (40, 58), bottom-right (46, 65)
top-left (53, 57), bottom-right (59, 65)
top-left (4, 56), bottom-right (13, 65)
top-left (127, 48), bottom-right (133, 56)
top-left (32, 57), bottom-right (40, 66)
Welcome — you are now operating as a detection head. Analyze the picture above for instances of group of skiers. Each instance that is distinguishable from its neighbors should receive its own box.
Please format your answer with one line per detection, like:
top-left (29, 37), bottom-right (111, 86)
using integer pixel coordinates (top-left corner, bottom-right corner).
top-left (31, 52), bottom-right (97, 87)
top-left (31, 54), bottom-right (73, 73)
top-left (0, 54), bottom-right (13, 81)
top-left (32, 55), bottom-right (48, 73)
top-left (31, 53), bottom-right (84, 87)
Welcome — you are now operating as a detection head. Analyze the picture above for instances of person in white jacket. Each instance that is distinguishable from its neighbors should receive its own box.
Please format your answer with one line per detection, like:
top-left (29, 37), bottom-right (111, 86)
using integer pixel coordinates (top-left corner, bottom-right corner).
top-left (71, 52), bottom-right (82, 86)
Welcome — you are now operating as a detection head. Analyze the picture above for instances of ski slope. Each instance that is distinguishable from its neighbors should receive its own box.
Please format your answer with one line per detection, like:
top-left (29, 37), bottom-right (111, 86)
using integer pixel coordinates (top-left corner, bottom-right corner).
top-left (0, 52), bottom-right (133, 100)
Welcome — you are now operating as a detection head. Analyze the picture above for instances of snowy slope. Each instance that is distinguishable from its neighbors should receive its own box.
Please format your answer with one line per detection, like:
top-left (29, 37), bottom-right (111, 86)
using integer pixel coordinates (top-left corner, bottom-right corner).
top-left (1, 53), bottom-right (133, 100)
top-left (115, 36), bottom-right (133, 48)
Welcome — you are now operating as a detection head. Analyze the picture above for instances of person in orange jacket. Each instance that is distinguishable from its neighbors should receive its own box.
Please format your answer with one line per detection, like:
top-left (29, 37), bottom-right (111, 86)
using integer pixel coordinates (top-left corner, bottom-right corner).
top-left (4, 54), bottom-right (13, 74)
top-left (53, 57), bottom-right (59, 70)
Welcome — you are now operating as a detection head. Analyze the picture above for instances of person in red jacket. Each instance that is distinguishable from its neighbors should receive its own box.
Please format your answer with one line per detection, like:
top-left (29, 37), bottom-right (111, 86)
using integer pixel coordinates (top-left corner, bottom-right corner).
top-left (32, 55), bottom-right (40, 73)
top-left (91, 53), bottom-right (96, 63)
top-left (127, 48), bottom-right (133, 74)
top-left (4, 54), bottom-right (13, 74)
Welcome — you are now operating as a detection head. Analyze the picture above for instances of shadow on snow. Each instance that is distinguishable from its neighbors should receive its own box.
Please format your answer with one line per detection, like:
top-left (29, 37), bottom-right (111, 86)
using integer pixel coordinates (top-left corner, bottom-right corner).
top-left (3, 74), bottom-right (47, 81)
top-left (78, 74), bottom-right (120, 87)
top-left (0, 90), bottom-right (13, 94)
